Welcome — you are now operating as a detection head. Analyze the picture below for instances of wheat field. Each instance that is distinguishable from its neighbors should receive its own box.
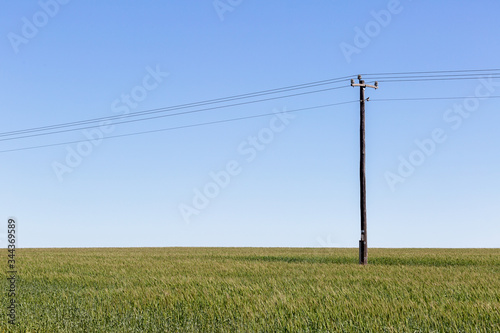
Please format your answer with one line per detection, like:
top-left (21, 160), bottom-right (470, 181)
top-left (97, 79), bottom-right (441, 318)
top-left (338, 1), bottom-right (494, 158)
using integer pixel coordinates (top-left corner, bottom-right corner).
top-left (1, 247), bottom-right (499, 332)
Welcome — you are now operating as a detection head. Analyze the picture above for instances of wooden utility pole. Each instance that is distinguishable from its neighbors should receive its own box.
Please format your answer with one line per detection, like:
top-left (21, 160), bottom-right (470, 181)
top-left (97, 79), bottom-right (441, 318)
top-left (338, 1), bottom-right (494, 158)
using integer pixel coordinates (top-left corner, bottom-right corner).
top-left (351, 75), bottom-right (378, 265)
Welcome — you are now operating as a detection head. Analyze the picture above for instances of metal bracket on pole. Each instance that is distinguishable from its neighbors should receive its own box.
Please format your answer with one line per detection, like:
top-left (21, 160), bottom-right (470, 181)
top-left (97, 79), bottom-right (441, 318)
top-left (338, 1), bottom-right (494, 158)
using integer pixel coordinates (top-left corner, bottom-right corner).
top-left (351, 76), bottom-right (378, 90)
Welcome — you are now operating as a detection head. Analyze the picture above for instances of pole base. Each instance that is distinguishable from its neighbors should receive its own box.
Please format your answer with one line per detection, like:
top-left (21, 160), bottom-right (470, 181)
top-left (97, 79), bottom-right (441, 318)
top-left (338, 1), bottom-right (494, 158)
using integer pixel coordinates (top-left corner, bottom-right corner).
top-left (359, 240), bottom-right (367, 265)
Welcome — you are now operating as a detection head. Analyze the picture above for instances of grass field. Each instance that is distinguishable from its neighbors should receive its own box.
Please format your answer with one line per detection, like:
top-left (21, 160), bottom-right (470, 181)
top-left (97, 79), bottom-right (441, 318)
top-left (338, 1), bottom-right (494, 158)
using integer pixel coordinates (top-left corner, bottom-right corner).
top-left (2, 247), bottom-right (499, 332)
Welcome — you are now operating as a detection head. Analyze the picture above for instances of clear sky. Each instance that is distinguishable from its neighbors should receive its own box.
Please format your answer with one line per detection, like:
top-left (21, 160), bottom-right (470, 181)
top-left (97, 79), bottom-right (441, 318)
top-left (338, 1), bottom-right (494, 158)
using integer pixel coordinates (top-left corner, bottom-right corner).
top-left (1, 1), bottom-right (499, 248)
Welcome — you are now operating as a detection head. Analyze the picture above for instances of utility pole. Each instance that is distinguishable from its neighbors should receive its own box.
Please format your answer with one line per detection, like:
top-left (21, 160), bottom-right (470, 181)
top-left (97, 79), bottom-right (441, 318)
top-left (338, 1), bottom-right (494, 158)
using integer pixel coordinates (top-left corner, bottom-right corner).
top-left (351, 75), bottom-right (378, 265)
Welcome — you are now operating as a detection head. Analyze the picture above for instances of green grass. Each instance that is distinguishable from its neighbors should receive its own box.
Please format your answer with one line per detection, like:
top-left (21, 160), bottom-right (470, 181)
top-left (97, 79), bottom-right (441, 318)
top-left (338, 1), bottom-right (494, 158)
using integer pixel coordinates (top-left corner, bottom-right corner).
top-left (2, 248), bottom-right (499, 332)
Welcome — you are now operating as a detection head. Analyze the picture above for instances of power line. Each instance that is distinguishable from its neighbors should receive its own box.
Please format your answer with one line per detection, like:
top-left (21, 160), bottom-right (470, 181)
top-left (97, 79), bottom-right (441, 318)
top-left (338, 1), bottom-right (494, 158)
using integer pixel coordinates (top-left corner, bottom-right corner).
top-left (371, 96), bottom-right (500, 102)
top-left (0, 85), bottom-right (351, 143)
top-left (361, 68), bottom-right (500, 77)
top-left (2, 68), bottom-right (499, 144)
top-left (377, 76), bottom-right (500, 83)
top-left (361, 69), bottom-right (500, 84)
top-left (0, 76), bottom-right (354, 138)
top-left (5, 92), bottom-right (494, 146)
top-left (0, 100), bottom-right (358, 154)
top-left (3, 69), bottom-right (499, 139)
top-left (372, 73), bottom-right (500, 80)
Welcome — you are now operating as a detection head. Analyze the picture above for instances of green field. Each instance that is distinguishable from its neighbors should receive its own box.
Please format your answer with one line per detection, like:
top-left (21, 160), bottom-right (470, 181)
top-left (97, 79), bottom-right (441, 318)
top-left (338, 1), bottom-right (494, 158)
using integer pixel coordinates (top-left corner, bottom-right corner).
top-left (2, 248), bottom-right (499, 332)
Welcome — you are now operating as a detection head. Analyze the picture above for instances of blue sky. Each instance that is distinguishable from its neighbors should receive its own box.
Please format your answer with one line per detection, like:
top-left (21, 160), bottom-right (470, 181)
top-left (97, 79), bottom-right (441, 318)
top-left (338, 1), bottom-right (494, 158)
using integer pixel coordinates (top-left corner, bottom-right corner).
top-left (1, 1), bottom-right (499, 248)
